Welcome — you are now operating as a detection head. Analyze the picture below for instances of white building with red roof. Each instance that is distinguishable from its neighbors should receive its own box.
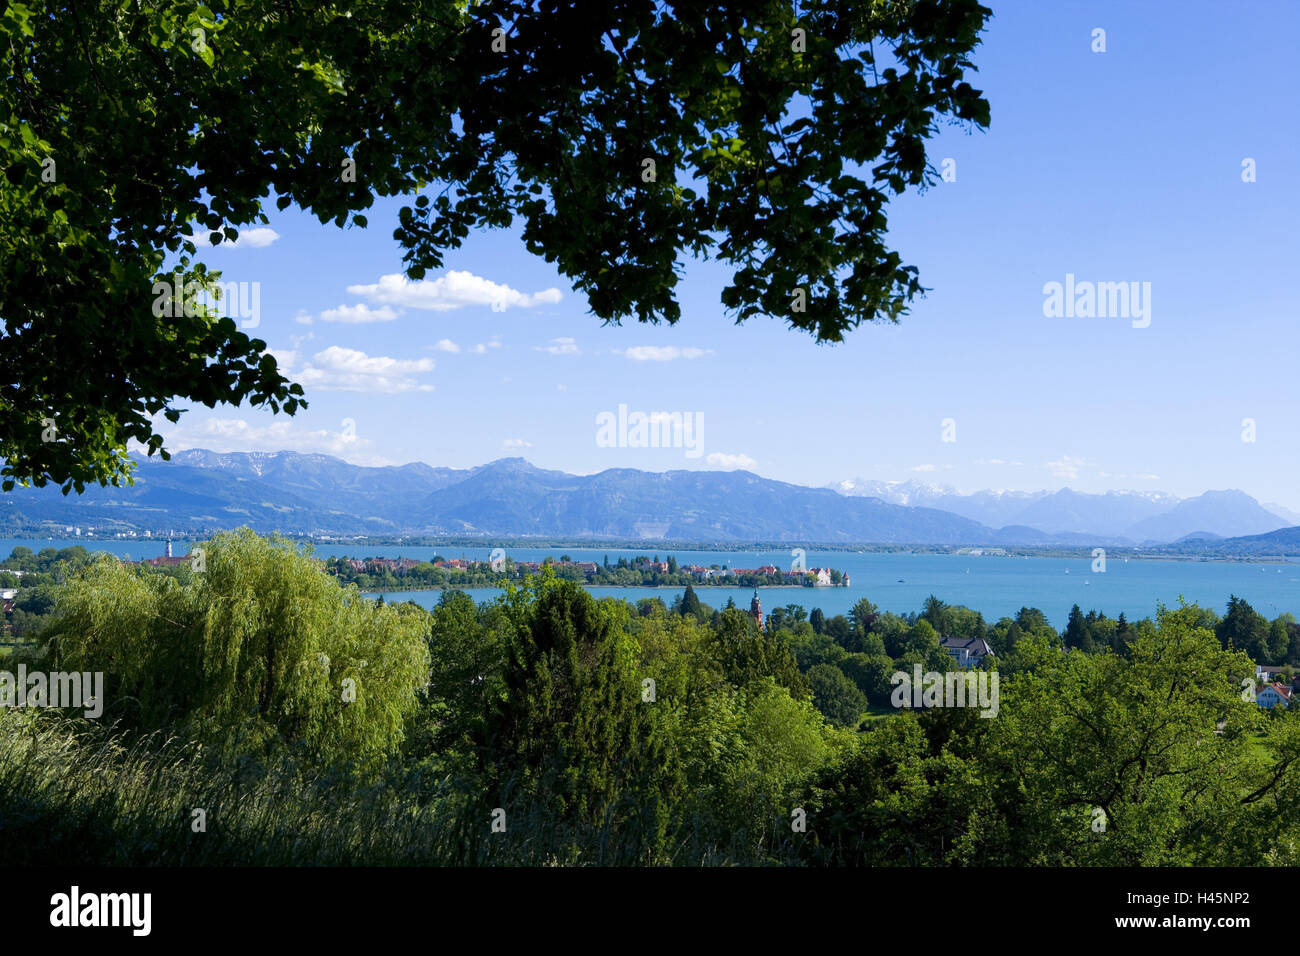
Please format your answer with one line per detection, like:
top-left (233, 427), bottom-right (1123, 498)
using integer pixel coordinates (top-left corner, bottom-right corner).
top-left (1258, 682), bottom-right (1293, 709)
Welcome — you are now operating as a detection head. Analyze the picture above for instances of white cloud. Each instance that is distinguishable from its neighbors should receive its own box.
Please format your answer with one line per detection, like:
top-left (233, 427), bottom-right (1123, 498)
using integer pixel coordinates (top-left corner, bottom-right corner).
top-left (347, 271), bottom-right (562, 312)
top-left (618, 346), bottom-right (712, 362)
top-left (187, 227), bottom-right (281, 249)
top-left (157, 417), bottom-right (391, 464)
top-left (503, 438), bottom-right (533, 448)
top-left (432, 338), bottom-right (461, 353)
top-left (1047, 456), bottom-right (1088, 480)
top-left (282, 346), bottom-right (434, 393)
top-left (234, 228), bottom-right (281, 248)
top-left (535, 337), bottom-right (579, 355)
top-left (294, 310), bottom-right (313, 325)
top-left (706, 452), bottom-right (757, 470)
top-left (910, 464), bottom-right (937, 473)
top-left (265, 347), bottom-right (299, 369)
top-left (556, 384), bottom-right (567, 391)
top-left (318, 304), bottom-right (400, 324)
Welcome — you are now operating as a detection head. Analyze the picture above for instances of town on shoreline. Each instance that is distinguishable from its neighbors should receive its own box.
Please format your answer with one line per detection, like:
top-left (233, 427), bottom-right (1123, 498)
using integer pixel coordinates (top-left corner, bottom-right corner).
top-left (322, 553), bottom-right (851, 592)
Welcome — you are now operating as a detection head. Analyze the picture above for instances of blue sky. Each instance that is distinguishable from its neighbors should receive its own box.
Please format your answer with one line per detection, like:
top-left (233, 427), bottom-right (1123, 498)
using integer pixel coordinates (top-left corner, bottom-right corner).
top-left (159, 0), bottom-right (1300, 509)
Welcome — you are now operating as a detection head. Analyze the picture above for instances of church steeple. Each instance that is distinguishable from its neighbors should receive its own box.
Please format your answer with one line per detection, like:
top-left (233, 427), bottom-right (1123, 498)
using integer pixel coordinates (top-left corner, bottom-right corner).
top-left (749, 588), bottom-right (764, 631)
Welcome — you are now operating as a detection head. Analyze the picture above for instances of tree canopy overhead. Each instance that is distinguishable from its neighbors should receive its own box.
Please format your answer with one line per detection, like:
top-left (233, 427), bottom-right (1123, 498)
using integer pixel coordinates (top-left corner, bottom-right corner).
top-left (1, 0), bottom-right (990, 490)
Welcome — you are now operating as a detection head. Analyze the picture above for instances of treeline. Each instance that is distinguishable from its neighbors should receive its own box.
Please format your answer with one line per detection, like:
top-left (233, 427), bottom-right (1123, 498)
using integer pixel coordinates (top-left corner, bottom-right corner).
top-left (3, 530), bottom-right (1300, 866)
top-left (0, 545), bottom-right (97, 640)
top-left (322, 553), bottom-right (846, 592)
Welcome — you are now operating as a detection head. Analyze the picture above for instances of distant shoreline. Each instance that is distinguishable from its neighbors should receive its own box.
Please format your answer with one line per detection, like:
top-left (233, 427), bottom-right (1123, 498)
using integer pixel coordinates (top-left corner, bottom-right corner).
top-left (321, 541), bottom-right (1297, 562)
top-left (363, 582), bottom-right (847, 595)
top-left (3, 534), bottom-right (1297, 565)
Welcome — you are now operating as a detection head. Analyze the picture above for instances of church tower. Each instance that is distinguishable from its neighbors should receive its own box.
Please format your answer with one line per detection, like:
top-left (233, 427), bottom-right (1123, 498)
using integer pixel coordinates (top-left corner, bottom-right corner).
top-left (749, 588), bottom-right (764, 631)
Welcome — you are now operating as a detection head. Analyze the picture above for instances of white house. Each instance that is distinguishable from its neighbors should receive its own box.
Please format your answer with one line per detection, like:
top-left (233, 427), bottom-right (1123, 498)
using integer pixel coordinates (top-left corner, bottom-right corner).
top-left (1257, 682), bottom-right (1293, 709)
top-left (941, 637), bottom-right (993, 667)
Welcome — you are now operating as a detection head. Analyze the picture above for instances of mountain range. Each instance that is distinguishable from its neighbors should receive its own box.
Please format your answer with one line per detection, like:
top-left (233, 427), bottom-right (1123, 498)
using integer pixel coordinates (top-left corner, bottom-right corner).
top-left (829, 478), bottom-right (1292, 544)
top-left (0, 450), bottom-right (1292, 550)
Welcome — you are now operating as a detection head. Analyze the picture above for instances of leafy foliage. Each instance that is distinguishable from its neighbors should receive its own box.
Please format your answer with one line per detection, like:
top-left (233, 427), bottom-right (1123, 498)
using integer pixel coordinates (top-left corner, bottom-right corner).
top-left (11, 533), bottom-right (1300, 866)
top-left (0, 0), bottom-right (990, 488)
top-left (42, 529), bottom-right (429, 769)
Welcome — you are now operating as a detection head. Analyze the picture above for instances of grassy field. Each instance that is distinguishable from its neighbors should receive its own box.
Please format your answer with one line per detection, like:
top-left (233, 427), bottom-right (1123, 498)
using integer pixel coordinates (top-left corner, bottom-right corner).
top-left (858, 703), bottom-right (897, 729)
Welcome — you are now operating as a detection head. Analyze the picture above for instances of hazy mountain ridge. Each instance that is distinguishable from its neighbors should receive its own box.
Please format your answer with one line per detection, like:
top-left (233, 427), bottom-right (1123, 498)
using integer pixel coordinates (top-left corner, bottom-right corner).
top-left (0, 453), bottom-right (1035, 543)
top-left (0, 450), bottom-right (1291, 547)
top-left (830, 476), bottom-right (1289, 543)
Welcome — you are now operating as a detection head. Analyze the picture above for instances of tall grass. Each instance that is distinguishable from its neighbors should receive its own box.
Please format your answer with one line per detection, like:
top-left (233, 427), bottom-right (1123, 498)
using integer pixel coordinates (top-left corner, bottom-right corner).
top-left (0, 711), bottom-right (777, 866)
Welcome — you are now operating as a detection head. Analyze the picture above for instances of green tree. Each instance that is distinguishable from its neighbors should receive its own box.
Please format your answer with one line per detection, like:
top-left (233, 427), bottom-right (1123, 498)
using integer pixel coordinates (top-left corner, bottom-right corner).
top-left (45, 529), bottom-right (430, 768)
top-left (679, 584), bottom-right (704, 620)
top-left (824, 614), bottom-right (852, 648)
top-left (991, 602), bottom-right (1265, 865)
top-left (797, 715), bottom-right (995, 865)
top-left (1015, 606), bottom-right (1052, 636)
top-left (1, 0), bottom-right (991, 490)
top-left (847, 597), bottom-right (879, 651)
top-left (906, 618), bottom-right (942, 657)
top-left (806, 663), bottom-right (867, 728)
top-left (13, 584), bottom-right (56, 616)
top-left (1218, 595), bottom-right (1271, 662)
top-left (839, 652), bottom-right (898, 705)
top-left (676, 677), bottom-right (837, 859)
top-left (483, 576), bottom-right (676, 849)
top-left (1063, 603), bottom-right (1094, 653)
top-left (1270, 614), bottom-right (1295, 663)
top-left (714, 606), bottom-right (808, 699)
top-left (636, 596), bottom-right (668, 618)
top-left (420, 589), bottom-right (506, 769)
top-left (920, 594), bottom-right (948, 633)
top-left (875, 612), bottom-right (912, 659)
top-left (990, 618), bottom-right (1022, 656)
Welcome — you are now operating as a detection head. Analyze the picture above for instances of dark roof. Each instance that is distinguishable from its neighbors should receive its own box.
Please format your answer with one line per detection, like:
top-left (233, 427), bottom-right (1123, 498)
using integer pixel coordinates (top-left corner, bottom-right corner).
top-left (940, 637), bottom-right (993, 655)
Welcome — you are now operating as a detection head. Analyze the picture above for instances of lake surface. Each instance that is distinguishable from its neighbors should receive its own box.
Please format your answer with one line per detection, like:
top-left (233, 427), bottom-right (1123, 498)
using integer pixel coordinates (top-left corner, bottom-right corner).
top-left (361, 547), bottom-right (1300, 628)
top-left (6, 537), bottom-right (1297, 629)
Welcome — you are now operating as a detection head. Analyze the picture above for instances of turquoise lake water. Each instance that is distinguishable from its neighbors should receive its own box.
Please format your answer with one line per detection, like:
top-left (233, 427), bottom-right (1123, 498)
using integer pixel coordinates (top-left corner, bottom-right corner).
top-left (8, 537), bottom-right (1297, 629)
